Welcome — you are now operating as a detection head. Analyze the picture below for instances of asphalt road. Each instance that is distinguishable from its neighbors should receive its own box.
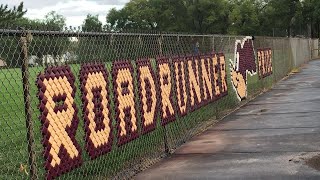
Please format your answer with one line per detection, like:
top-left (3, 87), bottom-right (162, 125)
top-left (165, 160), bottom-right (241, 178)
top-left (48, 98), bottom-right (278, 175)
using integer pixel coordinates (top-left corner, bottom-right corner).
top-left (135, 60), bottom-right (320, 180)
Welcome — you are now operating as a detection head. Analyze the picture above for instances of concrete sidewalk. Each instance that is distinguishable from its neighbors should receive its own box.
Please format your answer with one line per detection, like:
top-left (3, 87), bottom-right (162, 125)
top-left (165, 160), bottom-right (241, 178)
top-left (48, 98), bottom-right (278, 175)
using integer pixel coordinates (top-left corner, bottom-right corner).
top-left (135, 60), bottom-right (320, 180)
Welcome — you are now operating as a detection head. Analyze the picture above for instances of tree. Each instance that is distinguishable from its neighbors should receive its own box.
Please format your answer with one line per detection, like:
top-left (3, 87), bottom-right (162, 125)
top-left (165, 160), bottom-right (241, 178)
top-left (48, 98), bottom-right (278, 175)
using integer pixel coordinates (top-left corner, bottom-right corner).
top-left (13, 12), bottom-right (69, 66)
top-left (77, 14), bottom-right (113, 63)
top-left (107, 1), bottom-right (158, 31)
top-left (300, 0), bottom-right (320, 38)
top-left (0, 2), bottom-right (26, 26)
top-left (44, 11), bottom-right (66, 31)
top-left (82, 14), bottom-right (103, 32)
top-left (106, 0), bottom-right (230, 34)
top-left (0, 2), bottom-right (27, 67)
top-left (1, 10), bottom-right (70, 67)
top-left (261, 0), bottom-right (300, 37)
top-left (228, 0), bottom-right (260, 35)
top-left (149, 0), bottom-right (189, 32)
top-left (186, 0), bottom-right (230, 34)
top-left (37, 12), bottom-right (69, 65)
top-left (107, 8), bottom-right (129, 31)
top-left (0, 17), bottom-right (43, 67)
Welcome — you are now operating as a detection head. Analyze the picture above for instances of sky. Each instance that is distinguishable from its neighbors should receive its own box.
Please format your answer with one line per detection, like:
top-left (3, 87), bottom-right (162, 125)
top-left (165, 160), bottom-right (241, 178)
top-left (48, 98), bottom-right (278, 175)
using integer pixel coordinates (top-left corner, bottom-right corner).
top-left (2, 0), bottom-right (129, 27)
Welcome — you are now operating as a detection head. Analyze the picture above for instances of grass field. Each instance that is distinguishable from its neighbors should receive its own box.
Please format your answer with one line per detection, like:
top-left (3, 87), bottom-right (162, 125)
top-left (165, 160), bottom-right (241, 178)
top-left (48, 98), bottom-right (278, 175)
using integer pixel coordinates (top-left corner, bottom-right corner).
top-left (0, 50), bottom-right (285, 179)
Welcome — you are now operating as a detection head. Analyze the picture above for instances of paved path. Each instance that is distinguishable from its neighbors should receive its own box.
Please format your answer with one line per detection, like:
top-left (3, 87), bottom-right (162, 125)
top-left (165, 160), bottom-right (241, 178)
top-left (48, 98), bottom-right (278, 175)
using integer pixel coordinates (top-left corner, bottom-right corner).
top-left (136, 60), bottom-right (320, 180)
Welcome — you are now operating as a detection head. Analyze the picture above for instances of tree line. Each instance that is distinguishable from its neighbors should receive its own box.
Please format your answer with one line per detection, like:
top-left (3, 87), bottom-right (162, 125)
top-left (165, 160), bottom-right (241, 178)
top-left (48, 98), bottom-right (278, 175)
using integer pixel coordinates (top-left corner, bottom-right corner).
top-left (105, 0), bottom-right (320, 38)
top-left (2, 1), bottom-right (320, 37)
top-left (1, 1), bottom-right (320, 67)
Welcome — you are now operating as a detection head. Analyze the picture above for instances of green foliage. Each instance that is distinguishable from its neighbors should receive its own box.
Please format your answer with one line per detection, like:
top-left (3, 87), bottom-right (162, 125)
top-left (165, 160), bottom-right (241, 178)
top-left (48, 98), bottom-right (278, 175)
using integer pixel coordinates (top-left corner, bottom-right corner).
top-left (82, 14), bottom-right (103, 32)
top-left (76, 14), bottom-right (106, 63)
top-left (267, 0), bottom-right (300, 36)
top-left (228, 0), bottom-right (259, 35)
top-left (106, 0), bottom-right (230, 33)
top-left (107, 8), bottom-right (130, 31)
top-left (104, 0), bottom-right (320, 38)
top-left (29, 11), bottom-right (69, 66)
top-left (301, 0), bottom-right (320, 38)
top-left (3, 0), bottom-right (320, 38)
top-left (44, 11), bottom-right (66, 30)
top-left (0, 2), bottom-right (26, 25)
top-left (2, 0), bottom-right (320, 68)
top-left (0, 6), bottom-right (69, 67)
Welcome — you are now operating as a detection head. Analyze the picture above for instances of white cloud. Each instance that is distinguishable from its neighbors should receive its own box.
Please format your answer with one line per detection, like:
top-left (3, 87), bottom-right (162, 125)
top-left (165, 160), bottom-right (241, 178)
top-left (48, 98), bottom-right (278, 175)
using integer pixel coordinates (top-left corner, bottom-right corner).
top-left (1, 0), bottom-right (128, 27)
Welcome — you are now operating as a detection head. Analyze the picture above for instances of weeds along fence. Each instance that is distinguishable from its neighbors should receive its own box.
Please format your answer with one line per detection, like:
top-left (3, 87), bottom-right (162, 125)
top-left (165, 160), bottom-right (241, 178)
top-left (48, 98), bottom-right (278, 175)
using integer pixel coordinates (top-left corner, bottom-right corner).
top-left (0, 28), bottom-right (318, 179)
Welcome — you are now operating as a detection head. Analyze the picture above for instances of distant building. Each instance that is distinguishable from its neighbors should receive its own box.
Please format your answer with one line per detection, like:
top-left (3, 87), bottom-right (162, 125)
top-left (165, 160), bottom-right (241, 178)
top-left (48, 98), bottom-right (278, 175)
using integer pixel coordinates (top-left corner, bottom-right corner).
top-left (41, 52), bottom-right (77, 66)
top-left (42, 55), bottom-right (55, 65)
top-left (28, 55), bottom-right (39, 66)
top-left (0, 59), bottom-right (7, 67)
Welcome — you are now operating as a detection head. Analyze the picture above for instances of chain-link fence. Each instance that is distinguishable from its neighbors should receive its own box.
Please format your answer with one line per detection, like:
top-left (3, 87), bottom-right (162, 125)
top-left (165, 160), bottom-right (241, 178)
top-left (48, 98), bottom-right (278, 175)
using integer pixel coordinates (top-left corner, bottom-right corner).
top-left (0, 28), bottom-right (318, 179)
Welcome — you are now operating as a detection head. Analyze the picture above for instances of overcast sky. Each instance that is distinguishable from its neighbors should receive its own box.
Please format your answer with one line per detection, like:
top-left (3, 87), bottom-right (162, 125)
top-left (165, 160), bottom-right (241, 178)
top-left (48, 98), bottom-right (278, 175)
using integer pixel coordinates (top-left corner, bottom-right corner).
top-left (2, 0), bottom-right (129, 27)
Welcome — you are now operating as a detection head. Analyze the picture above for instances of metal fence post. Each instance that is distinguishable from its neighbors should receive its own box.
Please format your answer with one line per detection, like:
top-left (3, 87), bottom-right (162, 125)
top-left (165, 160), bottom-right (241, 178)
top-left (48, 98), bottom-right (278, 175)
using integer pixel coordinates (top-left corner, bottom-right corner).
top-left (212, 35), bottom-right (215, 52)
top-left (158, 32), bottom-right (170, 154)
top-left (163, 125), bottom-right (169, 154)
top-left (19, 30), bottom-right (37, 179)
top-left (159, 33), bottom-right (163, 56)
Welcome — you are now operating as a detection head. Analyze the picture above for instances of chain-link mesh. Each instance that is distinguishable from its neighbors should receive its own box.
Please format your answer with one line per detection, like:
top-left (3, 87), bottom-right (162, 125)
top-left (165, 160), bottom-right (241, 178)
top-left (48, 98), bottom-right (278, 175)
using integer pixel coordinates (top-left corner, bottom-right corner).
top-left (0, 28), bottom-right (318, 179)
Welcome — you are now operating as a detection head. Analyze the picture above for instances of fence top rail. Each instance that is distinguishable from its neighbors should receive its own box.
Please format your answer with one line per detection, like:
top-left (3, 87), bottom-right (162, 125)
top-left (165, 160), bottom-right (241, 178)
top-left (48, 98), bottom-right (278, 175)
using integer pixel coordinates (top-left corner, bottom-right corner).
top-left (0, 28), bottom-right (245, 38)
top-left (0, 28), bottom-right (316, 40)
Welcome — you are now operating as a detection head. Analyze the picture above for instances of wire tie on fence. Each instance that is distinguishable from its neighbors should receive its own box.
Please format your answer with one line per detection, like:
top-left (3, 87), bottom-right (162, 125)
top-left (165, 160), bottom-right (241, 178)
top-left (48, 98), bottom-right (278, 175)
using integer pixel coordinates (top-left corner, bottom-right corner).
top-left (139, 35), bottom-right (142, 45)
top-left (26, 30), bottom-right (33, 43)
top-left (110, 34), bottom-right (114, 44)
top-left (19, 164), bottom-right (29, 175)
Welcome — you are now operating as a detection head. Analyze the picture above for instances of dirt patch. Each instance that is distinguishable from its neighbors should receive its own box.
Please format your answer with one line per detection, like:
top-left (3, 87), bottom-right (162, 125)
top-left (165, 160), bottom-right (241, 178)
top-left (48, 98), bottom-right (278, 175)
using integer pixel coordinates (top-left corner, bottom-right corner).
top-left (202, 140), bottom-right (215, 144)
top-left (260, 108), bottom-right (269, 112)
top-left (290, 68), bottom-right (301, 74)
top-left (306, 154), bottom-right (320, 171)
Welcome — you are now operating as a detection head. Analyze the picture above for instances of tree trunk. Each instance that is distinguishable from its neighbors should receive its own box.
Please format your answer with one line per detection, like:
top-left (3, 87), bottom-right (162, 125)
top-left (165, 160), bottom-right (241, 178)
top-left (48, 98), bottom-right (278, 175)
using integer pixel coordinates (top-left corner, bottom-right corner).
top-left (287, 26), bottom-right (291, 37)
top-left (307, 23), bottom-right (311, 38)
top-left (317, 21), bottom-right (320, 38)
top-left (311, 18), bottom-right (314, 38)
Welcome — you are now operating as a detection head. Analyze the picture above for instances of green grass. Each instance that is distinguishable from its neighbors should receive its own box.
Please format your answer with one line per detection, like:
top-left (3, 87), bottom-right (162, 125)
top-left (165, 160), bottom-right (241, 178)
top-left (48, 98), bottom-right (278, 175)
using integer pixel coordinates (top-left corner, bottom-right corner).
top-left (0, 53), bottom-right (288, 179)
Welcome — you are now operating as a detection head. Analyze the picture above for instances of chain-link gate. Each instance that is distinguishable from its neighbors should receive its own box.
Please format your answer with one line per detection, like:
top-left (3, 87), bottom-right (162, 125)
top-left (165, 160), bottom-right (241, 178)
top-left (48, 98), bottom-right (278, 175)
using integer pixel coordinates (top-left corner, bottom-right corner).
top-left (0, 28), bottom-right (317, 179)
